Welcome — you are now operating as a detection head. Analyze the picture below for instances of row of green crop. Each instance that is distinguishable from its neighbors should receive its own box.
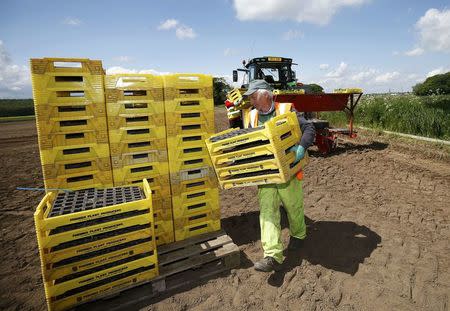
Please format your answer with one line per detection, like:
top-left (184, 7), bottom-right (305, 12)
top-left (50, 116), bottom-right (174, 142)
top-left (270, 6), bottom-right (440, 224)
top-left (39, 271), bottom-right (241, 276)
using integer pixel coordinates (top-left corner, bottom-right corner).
top-left (319, 94), bottom-right (450, 140)
top-left (0, 99), bottom-right (34, 117)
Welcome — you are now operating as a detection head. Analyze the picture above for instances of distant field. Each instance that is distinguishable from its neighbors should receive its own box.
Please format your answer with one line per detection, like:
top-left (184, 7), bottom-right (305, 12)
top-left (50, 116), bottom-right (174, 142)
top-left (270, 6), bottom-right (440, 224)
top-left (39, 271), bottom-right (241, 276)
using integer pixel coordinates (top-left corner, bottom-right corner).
top-left (0, 115), bottom-right (35, 123)
top-left (320, 94), bottom-right (450, 140)
top-left (0, 99), bottom-right (34, 117)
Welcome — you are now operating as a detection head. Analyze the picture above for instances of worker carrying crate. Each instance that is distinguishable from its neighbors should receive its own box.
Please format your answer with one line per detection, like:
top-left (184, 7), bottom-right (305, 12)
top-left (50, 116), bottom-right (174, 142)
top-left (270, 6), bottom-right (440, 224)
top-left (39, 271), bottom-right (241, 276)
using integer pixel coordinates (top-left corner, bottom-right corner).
top-left (213, 80), bottom-right (315, 272)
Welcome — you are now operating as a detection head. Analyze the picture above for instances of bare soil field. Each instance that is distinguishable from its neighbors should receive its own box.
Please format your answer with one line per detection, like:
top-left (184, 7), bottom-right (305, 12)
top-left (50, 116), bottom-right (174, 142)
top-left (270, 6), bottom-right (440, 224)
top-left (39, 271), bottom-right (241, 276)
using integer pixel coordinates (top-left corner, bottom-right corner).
top-left (0, 107), bottom-right (449, 311)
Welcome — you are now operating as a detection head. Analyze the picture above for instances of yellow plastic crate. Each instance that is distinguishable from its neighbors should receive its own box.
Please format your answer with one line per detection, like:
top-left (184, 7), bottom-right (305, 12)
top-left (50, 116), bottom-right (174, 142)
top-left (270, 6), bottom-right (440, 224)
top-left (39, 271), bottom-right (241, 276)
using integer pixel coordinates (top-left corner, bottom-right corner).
top-left (168, 153), bottom-right (212, 173)
top-left (30, 58), bottom-right (104, 107)
top-left (155, 230), bottom-right (174, 246)
top-left (112, 162), bottom-right (169, 185)
top-left (172, 188), bottom-right (219, 219)
top-left (206, 112), bottom-right (308, 189)
top-left (39, 143), bottom-right (110, 165)
top-left (170, 166), bottom-right (216, 184)
top-left (111, 150), bottom-right (168, 168)
top-left (38, 212), bottom-right (153, 250)
top-left (107, 113), bottom-right (166, 130)
top-left (173, 207), bottom-right (220, 230)
top-left (39, 227), bottom-right (154, 267)
top-left (166, 132), bottom-right (211, 150)
top-left (166, 121), bottom-right (215, 137)
top-left (38, 130), bottom-right (109, 151)
top-left (42, 157), bottom-right (112, 179)
top-left (35, 179), bottom-right (153, 231)
top-left (35, 102), bottom-right (106, 122)
top-left (108, 125), bottom-right (167, 145)
top-left (165, 110), bottom-right (214, 128)
top-left (174, 219), bottom-right (221, 241)
top-left (170, 175), bottom-right (218, 196)
top-left (43, 238), bottom-right (155, 282)
top-left (163, 98), bottom-right (214, 114)
top-left (44, 170), bottom-right (114, 191)
top-left (109, 138), bottom-right (166, 157)
top-left (46, 257), bottom-right (158, 311)
top-left (105, 98), bottom-right (165, 117)
top-left (30, 58), bottom-right (104, 76)
top-left (163, 74), bottom-right (213, 100)
top-left (105, 73), bottom-right (163, 90)
top-left (36, 115), bottom-right (108, 136)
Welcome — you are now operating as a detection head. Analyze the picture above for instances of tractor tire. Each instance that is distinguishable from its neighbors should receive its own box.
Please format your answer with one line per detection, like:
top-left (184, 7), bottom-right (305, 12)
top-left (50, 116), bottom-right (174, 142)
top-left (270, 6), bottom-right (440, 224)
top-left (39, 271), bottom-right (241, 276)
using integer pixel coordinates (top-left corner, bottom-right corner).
top-left (311, 119), bottom-right (329, 130)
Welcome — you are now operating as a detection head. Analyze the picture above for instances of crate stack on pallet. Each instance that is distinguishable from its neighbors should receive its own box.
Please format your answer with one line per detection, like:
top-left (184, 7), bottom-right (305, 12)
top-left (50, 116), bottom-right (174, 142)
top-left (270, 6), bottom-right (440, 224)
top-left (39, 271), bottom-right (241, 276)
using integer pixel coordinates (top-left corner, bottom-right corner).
top-left (30, 58), bottom-right (113, 190)
top-left (104, 74), bottom-right (174, 246)
top-left (34, 179), bottom-right (158, 311)
top-left (206, 112), bottom-right (308, 189)
top-left (163, 74), bottom-right (221, 241)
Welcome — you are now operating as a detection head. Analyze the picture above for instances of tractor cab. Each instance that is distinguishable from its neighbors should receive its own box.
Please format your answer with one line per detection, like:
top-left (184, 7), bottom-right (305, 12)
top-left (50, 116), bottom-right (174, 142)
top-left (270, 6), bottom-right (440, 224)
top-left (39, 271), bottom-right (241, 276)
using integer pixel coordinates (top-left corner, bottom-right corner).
top-left (233, 56), bottom-right (297, 90)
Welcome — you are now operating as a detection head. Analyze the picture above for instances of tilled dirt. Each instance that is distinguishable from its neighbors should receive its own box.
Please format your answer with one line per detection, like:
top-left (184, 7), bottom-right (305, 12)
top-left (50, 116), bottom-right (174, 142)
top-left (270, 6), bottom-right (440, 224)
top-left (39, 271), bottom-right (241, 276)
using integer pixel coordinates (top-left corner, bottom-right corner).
top-left (0, 107), bottom-right (449, 311)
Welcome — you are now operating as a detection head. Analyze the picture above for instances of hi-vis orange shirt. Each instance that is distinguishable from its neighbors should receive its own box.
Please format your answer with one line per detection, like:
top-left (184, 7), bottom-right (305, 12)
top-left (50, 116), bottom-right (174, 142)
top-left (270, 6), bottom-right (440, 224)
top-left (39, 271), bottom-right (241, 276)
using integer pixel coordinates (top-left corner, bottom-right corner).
top-left (243, 102), bottom-right (304, 180)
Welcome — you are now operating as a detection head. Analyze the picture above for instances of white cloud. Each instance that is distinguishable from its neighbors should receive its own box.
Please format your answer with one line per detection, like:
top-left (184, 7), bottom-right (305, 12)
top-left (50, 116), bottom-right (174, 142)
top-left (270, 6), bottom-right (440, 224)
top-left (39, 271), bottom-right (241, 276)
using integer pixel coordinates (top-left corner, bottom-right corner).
top-left (351, 68), bottom-right (377, 82)
top-left (157, 19), bottom-right (179, 30)
top-left (416, 8), bottom-right (450, 53)
top-left (158, 19), bottom-right (197, 40)
top-left (0, 41), bottom-right (30, 97)
top-left (233, 0), bottom-right (369, 25)
top-left (325, 62), bottom-right (348, 78)
top-left (319, 63), bottom-right (329, 70)
top-left (282, 29), bottom-right (304, 40)
top-left (404, 47), bottom-right (424, 56)
top-left (374, 71), bottom-right (400, 83)
top-left (175, 25), bottom-right (197, 39)
top-left (426, 67), bottom-right (449, 78)
top-left (105, 66), bottom-right (170, 76)
top-left (63, 17), bottom-right (82, 26)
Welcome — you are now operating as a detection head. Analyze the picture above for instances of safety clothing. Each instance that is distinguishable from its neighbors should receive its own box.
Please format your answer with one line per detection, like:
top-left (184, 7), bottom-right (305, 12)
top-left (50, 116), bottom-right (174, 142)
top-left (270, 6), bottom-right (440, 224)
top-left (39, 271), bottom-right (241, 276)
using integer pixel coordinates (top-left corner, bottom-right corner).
top-left (258, 177), bottom-right (306, 263)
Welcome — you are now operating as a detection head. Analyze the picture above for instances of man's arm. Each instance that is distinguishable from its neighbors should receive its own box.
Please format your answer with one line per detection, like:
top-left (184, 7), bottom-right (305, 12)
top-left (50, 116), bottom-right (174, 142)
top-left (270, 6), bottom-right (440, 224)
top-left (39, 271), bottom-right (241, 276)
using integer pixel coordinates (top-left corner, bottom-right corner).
top-left (295, 112), bottom-right (315, 149)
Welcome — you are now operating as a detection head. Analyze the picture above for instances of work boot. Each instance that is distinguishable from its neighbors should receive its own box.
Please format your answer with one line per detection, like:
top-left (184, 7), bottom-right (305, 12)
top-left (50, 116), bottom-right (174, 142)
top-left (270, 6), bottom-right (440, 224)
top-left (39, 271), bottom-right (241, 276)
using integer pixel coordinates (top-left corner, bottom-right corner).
top-left (288, 237), bottom-right (305, 251)
top-left (254, 256), bottom-right (282, 272)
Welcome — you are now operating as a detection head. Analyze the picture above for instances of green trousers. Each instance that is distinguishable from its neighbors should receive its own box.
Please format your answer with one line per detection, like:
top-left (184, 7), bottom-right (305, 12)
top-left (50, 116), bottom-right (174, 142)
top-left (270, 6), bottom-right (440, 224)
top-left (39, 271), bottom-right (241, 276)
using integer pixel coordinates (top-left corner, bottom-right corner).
top-left (257, 177), bottom-right (306, 264)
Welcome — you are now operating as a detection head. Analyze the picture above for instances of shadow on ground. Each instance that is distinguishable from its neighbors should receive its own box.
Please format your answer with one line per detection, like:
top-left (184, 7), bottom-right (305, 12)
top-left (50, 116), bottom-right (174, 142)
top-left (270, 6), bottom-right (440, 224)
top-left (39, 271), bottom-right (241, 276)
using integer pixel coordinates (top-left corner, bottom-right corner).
top-left (223, 210), bottom-right (381, 283)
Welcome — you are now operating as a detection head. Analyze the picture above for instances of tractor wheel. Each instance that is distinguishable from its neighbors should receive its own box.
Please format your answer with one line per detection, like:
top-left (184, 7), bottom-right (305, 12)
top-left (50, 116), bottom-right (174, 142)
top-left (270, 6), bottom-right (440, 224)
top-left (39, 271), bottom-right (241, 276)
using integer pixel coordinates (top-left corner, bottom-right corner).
top-left (311, 119), bottom-right (329, 130)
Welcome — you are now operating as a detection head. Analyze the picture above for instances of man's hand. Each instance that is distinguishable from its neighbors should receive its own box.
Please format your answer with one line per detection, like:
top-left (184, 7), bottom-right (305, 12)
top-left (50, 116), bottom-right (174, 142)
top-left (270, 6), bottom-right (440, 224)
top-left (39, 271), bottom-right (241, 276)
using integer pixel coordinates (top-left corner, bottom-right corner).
top-left (289, 145), bottom-right (305, 163)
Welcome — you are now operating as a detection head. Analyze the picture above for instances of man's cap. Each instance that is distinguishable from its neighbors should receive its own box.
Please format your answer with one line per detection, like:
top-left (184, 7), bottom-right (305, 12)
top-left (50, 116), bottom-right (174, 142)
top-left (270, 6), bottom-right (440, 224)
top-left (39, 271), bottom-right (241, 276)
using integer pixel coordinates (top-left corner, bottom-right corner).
top-left (243, 79), bottom-right (273, 96)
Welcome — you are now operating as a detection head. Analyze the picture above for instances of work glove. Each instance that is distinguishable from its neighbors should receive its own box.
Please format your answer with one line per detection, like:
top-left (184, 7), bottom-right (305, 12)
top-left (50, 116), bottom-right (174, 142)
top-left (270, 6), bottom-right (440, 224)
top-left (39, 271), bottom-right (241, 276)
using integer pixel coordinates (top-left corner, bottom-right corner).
top-left (289, 145), bottom-right (305, 163)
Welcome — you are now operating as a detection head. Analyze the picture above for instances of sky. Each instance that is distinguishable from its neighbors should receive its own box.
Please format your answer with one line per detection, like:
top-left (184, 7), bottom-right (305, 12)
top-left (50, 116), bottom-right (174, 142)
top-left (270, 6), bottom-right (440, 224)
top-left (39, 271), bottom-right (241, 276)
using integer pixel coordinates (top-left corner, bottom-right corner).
top-left (0, 0), bottom-right (449, 97)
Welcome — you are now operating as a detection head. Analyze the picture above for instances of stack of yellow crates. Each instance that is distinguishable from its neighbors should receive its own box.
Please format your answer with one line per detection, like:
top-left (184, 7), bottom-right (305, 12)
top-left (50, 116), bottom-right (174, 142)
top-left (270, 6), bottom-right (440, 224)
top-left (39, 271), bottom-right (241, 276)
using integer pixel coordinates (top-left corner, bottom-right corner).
top-left (30, 58), bottom-right (113, 190)
top-left (206, 112), bottom-right (308, 189)
top-left (163, 74), bottom-right (220, 241)
top-left (104, 74), bottom-right (173, 245)
top-left (34, 179), bottom-right (158, 311)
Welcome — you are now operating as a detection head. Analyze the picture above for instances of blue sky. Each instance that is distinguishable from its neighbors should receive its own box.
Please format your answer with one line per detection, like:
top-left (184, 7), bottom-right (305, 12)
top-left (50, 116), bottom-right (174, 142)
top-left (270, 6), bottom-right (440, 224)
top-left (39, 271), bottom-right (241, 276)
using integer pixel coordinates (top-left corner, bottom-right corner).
top-left (0, 0), bottom-right (449, 97)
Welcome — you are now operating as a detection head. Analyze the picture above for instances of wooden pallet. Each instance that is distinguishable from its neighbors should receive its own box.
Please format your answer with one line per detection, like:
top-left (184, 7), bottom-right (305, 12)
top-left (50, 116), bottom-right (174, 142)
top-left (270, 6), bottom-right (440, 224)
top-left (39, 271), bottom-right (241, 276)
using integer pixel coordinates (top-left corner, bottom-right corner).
top-left (82, 230), bottom-right (240, 310)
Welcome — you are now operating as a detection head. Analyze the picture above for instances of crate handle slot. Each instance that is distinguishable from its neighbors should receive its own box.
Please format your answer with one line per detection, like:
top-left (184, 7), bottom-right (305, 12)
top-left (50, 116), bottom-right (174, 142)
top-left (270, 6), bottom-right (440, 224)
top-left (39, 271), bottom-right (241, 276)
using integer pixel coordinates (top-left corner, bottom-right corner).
top-left (182, 124), bottom-right (201, 130)
top-left (124, 90), bottom-right (147, 96)
top-left (127, 129), bottom-right (150, 135)
top-left (65, 133), bottom-right (85, 139)
top-left (186, 181), bottom-right (205, 188)
top-left (182, 135), bottom-right (201, 141)
top-left (187, 191), bottom-right (206, 199)
top-left (56, 91), bottom-right (85, 98)
top-left (53, 61), bottom-right (82, 68)
top-left (179, 101), bottom-right (200, 106)
top-left (183, 147), bottom-right (202, 154)
top-left (184, 159), bottom-right (203, 165)
top-left (62, 147), bottom-right (90, 155)
top-left (181, 112), bottom-right (200, 118)
top-left (128, 141), bottom-right (151, 148)
top-left (187, 202), bottom-right (207, 210)
top-left (126, 116), bottom-right (149, 123)
top-left (189, 223), bottom-right (208, 232)
top-left (67, 175), bottom-right (93, 183)
top-left (132, 153), bottom-right (149, 159)
top-left (131, 166), bottom-right (153, 173)
top-left (179, 89), bottom-right (199, 95)
top-left (64, 161), bottom-right (92, 170)
top-left (58, 105), bottom-right (86, 112)
top-left (55, 76), bottom-right (83, 82)
top-left (124, 103), bottom-right (148, 109)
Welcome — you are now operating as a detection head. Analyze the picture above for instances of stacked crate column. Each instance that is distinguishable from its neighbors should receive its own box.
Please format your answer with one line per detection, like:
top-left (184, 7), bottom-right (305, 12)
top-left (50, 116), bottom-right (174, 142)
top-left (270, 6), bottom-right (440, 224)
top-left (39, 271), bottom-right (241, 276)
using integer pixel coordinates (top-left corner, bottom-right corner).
top-left (163, 74), bottom-right (220, 241)
top-left (105, 74), bottom-right (173, 245)
top-left (34, 180), bottom-right (158, 311)
top-left (30, 58), bottom-right (113, 190)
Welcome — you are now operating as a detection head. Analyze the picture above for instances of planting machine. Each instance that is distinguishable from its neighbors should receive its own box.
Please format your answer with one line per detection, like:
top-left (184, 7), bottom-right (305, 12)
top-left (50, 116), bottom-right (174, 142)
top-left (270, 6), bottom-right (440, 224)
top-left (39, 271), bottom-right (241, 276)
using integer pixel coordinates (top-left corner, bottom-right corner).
top-left (224, 56), bottom-right (363, 154)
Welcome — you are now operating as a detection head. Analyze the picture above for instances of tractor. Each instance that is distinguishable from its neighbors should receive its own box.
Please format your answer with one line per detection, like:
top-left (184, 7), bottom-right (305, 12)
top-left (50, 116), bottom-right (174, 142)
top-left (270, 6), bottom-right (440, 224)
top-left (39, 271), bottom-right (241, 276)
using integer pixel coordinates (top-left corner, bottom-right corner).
top-left (224, 56), bottom-right (363, 154)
